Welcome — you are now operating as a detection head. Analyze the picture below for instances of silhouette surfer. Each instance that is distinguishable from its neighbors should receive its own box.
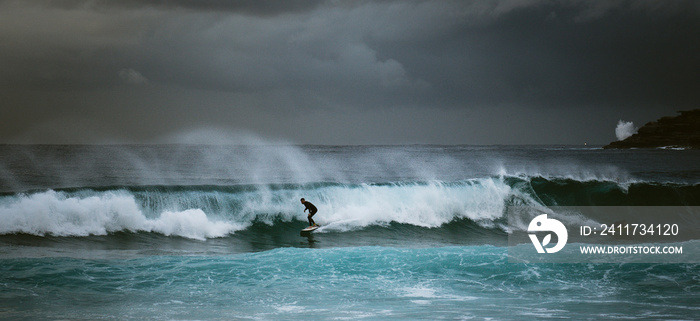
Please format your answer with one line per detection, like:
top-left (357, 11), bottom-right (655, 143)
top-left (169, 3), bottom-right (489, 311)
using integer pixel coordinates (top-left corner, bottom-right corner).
top-left (300, 198), bottom-right (318, 227)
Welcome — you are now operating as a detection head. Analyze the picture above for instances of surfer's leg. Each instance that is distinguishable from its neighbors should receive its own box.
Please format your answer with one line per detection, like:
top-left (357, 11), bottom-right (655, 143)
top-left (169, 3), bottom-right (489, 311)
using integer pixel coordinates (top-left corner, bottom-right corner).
top-left (308, 214), bottom-right (315, 226)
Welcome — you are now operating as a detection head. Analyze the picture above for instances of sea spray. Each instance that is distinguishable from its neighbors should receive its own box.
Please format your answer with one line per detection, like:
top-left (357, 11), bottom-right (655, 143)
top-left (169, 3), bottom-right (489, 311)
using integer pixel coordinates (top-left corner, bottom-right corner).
top-left (0, 144), bottom-right (661, 194)
top-left (615, 120), bottom-right (637, 140)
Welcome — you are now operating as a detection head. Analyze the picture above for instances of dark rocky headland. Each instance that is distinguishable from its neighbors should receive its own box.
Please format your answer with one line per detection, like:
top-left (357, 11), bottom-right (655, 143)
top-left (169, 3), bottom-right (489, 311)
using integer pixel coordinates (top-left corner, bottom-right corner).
top-left (603, 109), bottom-right (700, 149)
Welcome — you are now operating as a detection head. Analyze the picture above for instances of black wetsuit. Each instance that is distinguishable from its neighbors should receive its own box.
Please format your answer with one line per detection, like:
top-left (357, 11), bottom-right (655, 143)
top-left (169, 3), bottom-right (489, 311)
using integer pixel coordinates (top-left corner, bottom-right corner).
top-left (304, 201), bottom-right (318, 226)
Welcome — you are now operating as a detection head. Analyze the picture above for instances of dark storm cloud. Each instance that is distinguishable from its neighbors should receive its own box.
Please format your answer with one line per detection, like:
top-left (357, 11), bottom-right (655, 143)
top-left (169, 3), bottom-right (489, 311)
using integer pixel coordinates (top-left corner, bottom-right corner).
top-left (366, 0), bottom-right (700, 108)
top-left (1, 0), bottom-right (699, 144)
top-left (14, 0), bottom-right (327, 16)
top-left (115, 0), bottom-right (324, 15)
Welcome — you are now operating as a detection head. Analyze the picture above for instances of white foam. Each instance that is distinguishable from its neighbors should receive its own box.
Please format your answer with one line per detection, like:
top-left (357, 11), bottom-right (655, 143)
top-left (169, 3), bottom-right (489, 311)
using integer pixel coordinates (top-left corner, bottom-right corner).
top-left (148, 209), bottom-right (241, 241)
top-left (0, 190), bottom-right (242, 240)
top-left (317, 179), bottom-right (513, 232)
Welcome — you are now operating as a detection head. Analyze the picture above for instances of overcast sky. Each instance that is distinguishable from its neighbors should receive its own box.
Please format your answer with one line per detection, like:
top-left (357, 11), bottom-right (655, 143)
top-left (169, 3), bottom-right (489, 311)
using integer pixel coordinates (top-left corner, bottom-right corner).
top-left (1, 0), bottom-right (698, 145)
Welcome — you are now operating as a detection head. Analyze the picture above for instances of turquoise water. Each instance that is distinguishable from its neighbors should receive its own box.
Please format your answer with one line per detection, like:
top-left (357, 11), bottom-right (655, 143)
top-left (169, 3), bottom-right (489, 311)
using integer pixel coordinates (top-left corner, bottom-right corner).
top-left (3, 246), bottom-right (698, 320)
top-left (1, 145), bottom-right (699, 319)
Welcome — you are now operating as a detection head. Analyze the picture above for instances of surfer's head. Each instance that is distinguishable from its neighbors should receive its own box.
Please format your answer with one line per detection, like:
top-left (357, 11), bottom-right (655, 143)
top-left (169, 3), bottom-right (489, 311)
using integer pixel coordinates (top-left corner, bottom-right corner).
top-left (300, 198), bottom-right (305, 204)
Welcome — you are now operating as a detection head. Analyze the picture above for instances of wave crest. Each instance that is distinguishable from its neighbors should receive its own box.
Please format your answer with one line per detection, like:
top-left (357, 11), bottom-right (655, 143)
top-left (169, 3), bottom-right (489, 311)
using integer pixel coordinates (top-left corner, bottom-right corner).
top-left (1, 176), bottom-right (698, 239)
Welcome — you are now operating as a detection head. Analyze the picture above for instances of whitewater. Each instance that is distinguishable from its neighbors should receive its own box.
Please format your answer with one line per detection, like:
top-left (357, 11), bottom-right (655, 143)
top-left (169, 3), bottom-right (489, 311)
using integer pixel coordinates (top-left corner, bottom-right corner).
top-left (1, 144), bottom-right (699, 320)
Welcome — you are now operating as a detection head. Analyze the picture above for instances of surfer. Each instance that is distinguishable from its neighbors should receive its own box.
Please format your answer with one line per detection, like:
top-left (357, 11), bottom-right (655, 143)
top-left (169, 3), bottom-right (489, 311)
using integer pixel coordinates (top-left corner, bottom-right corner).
top-left (300, 198), bottom-right (318, 227)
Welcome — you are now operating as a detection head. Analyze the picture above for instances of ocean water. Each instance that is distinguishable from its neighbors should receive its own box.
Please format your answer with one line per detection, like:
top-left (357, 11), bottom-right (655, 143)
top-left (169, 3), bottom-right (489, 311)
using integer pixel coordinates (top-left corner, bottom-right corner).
top-left (1, 145), bottom-right (699, 320)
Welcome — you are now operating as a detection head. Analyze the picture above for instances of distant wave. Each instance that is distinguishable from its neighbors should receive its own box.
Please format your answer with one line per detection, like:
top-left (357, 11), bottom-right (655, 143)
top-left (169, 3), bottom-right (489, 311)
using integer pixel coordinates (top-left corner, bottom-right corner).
top-left (1, 176), bottom-right (698, 239)
top-left (521, 176), bottom-right (700, 206)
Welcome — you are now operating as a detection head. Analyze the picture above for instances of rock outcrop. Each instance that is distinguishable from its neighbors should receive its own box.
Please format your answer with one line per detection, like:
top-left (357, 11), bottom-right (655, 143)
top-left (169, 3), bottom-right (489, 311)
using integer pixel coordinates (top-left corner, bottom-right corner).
top-left (603, 109), bottom-right (700, 149)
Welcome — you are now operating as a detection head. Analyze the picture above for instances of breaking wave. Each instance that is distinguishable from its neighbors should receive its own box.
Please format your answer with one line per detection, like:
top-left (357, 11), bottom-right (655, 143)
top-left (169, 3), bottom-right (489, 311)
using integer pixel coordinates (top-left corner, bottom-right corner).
top-left (0, 176), bottom-right (698, 239)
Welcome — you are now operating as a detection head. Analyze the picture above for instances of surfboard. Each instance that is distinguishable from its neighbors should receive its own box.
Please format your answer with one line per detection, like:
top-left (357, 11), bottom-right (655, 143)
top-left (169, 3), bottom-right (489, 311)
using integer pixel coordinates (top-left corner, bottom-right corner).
top-left (299, 225), bottom-right (321, 236)
top-left (300, 225), bottom-right (320, 234)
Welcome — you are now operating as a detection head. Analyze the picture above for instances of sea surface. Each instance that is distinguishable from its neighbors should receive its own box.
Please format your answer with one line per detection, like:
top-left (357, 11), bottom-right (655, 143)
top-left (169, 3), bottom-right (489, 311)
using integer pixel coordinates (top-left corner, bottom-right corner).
top-left (1, 144), bottom-right (699, 320)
